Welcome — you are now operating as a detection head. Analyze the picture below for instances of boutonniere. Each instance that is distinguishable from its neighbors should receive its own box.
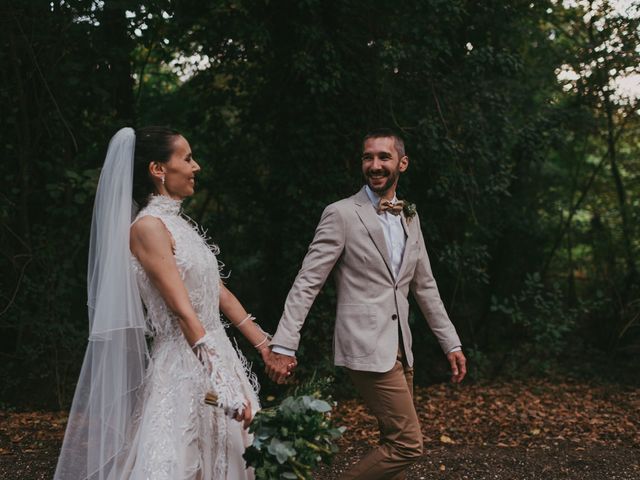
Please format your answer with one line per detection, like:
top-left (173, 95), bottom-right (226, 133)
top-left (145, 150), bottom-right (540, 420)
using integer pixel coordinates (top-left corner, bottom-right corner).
top-left (402, 201), bottom-right (417, 223)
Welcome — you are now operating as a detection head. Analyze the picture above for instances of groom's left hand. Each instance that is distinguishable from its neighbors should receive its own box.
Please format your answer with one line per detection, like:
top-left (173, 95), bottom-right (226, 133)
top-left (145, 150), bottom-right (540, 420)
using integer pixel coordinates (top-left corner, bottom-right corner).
top-left (447, 350), bottom-right (467, 383)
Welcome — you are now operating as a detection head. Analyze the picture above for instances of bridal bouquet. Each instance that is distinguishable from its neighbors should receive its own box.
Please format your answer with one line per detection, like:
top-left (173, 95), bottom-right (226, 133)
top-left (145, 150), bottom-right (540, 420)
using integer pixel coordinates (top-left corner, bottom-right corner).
top-left (243, 378), bottom-right (346, 479)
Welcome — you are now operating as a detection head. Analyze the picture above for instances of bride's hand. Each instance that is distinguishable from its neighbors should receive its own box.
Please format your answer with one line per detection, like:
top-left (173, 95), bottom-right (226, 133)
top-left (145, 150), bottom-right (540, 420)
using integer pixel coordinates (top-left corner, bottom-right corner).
top-left (233, 400), bottom-right (253, 429)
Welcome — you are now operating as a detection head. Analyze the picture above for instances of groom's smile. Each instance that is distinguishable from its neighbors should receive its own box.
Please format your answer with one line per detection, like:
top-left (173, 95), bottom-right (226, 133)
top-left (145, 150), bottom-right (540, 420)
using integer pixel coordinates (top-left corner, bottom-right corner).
top-left (361, 136), bottom-right (409, 196)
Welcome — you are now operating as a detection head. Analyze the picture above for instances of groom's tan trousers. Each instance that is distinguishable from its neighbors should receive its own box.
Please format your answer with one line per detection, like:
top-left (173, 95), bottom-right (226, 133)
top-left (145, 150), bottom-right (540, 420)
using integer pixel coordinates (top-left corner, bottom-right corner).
top-left (341, 348), bottom-right (423, 480)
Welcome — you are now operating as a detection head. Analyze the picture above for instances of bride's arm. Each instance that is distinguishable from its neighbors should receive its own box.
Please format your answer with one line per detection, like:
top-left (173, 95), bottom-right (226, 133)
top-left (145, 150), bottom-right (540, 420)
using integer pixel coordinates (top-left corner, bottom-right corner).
top-left (219, 281), bottom-right (275, 365)
top-left (131, 216), bottom-right (249, 422)
top-left (130, 216), bottom-right (205, 345)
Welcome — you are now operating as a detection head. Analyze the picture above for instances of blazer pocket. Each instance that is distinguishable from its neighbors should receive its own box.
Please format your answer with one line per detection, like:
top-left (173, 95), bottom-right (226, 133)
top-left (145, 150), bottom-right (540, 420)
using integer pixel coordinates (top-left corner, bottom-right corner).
top-left (335, 304), bottom-right (378, 358)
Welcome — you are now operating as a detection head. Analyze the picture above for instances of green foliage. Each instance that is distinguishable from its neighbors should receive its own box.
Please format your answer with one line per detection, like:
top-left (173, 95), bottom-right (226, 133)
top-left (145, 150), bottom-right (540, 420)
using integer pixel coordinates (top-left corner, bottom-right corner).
top-left (465, 347), bottom-right (492, 380)
top-left (2, 0), bottom-right (639, 408)
top-left (244, 380), bottom-right (345, 479)
top-left (490, 273), bottom-right (601, 373)
top-left (493, 274), bottom-right (574, 350)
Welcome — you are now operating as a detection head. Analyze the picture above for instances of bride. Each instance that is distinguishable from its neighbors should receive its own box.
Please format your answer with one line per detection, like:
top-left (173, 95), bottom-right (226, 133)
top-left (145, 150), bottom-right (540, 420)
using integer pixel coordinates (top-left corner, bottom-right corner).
top-left (54, 127), bottom-right (284, 479)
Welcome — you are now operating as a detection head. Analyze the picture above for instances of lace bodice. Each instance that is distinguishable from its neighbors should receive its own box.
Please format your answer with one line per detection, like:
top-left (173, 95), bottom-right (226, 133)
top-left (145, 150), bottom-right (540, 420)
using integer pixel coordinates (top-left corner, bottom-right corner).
top-left (131, 195), bottom-right (225, 338)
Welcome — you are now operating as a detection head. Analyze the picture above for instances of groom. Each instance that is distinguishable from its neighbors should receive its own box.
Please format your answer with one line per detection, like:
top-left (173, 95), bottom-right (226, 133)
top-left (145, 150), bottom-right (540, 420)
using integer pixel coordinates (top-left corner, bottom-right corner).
top-left (266, 129), bottom-right (466, 479)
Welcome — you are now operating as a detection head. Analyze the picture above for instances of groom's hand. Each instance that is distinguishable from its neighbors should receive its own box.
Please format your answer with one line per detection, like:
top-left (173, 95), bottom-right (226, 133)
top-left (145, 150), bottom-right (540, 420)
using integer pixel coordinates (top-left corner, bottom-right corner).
top-left (447, 350), bottom-right (467, 384)
top-left (265, 350), bottom-right (297, 384)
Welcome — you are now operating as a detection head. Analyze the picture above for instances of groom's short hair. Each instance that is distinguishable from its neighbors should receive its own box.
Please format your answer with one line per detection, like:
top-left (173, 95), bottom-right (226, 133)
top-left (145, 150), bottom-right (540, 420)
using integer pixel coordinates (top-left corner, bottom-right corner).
top-left (363, 128), bottom-right (406, 158)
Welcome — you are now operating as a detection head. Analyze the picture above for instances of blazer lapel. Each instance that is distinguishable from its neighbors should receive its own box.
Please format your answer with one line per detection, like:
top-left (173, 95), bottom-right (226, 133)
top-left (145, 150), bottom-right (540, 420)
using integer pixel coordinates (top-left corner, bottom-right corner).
top-left (353, 188), bottom-right (394, 278)
top-left (396, 211), bottom-right (416, 281)
top-left (400, 211), bottom-right (410, 238)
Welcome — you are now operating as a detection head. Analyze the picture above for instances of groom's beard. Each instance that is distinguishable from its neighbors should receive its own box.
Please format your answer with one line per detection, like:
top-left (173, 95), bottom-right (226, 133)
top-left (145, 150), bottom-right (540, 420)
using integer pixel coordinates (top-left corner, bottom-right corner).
top-left (365, 169), bottom-right (400, 196)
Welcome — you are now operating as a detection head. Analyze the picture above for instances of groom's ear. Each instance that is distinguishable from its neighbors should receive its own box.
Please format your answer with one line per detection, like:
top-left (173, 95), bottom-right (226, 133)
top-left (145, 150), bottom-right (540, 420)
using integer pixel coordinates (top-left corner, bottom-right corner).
top-left (399, 155), bottom-right (409, 172)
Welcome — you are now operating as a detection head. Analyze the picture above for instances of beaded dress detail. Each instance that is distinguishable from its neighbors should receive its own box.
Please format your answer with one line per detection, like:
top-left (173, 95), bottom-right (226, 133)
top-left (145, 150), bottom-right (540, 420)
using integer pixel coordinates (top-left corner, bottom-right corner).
top-left (118, 194), bottom-right (259, 480)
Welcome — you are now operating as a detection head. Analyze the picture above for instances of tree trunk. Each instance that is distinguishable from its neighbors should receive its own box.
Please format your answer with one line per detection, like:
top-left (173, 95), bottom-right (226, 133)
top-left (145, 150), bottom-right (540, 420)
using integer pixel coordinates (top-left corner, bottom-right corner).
top-left (8, 27), bottom-right (31, 245)
top-left (99, 2), bottom-right (135, 124)
top-left (604, 95), bottom-right (637, 288)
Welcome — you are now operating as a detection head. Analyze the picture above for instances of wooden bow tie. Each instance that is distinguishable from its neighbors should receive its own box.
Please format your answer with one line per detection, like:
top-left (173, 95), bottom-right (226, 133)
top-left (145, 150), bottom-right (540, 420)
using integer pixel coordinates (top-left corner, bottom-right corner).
top-left (378, 199), bottom-right (404, 216)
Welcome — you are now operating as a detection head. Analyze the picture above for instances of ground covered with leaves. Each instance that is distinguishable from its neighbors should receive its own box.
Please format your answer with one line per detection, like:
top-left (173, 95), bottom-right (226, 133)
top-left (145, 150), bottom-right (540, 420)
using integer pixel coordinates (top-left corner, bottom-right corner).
top-left (1, 380), bottom-right (638, 479)
top-left (319, 379), bottom-right (640, 479)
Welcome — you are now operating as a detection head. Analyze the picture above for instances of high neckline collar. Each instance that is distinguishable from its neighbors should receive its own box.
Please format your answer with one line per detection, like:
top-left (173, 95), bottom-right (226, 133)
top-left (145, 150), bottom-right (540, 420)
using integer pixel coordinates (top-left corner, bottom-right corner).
top-left (147, 194), bottom-right (182, 215)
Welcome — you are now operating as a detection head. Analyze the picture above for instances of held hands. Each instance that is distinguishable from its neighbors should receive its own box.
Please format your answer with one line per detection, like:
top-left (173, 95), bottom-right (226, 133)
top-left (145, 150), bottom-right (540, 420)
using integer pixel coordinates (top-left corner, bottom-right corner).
top-left (263, 349), bottom-right (297, 384)
top-left (446, 350), bottom-right (467, 384)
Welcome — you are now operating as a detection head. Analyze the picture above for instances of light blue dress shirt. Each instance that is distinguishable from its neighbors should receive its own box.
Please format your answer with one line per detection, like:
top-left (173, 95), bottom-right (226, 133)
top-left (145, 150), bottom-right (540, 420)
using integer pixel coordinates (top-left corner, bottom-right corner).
top-left (364, 185), bottom-right (406, 279)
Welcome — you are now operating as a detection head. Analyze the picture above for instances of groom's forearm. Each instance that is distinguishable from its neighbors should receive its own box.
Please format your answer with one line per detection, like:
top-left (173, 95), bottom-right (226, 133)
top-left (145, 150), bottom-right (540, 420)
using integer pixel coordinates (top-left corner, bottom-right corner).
top-left (411, 265), bottom-right (462, 353)
top-left (271, 204), bottom-right (345, 350)
top-left (410, 217), bottom-right (462, 353)
top-left (271, 260), bottom-right (341, 350)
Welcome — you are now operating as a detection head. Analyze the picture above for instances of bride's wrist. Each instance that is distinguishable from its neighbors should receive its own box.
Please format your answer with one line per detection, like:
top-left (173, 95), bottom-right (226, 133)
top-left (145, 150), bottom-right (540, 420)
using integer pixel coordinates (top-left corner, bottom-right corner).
top-left (257, 343), bottom-right (271, 360)
top-left (253, 334), bottom-right (271, 351)
top-left (233, 313), bottom-right (272, 351)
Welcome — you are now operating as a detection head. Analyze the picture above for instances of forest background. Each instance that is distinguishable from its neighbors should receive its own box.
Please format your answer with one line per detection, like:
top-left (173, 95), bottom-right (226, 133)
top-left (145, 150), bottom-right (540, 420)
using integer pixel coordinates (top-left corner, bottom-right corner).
top-left (1, 0), bottom-right (639, 410)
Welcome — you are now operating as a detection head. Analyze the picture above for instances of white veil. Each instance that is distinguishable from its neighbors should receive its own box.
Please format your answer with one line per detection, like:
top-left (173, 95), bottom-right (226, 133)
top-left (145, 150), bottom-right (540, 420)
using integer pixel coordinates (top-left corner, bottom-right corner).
top-left (54, 127), bottom-right (148, 480)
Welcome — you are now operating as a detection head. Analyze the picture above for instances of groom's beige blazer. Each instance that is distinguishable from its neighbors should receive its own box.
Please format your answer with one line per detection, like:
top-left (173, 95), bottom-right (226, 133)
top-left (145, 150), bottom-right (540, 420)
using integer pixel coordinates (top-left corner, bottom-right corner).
top-left (271, 187), bottom-right (461, 373)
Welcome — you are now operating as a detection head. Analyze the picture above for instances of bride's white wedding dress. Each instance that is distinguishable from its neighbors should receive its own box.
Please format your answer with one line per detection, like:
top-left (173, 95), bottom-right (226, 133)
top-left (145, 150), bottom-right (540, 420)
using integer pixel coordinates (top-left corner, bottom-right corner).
top-left (119, 194), bottom-right (259, 480)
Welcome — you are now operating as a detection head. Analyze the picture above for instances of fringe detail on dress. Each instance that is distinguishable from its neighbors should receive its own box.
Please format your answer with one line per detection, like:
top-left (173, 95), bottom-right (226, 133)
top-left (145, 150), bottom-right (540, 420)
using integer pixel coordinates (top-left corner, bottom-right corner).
top-left (232, 337), bottom-right (261, 398)
top-left (182, 212), bottom-right (231, 280)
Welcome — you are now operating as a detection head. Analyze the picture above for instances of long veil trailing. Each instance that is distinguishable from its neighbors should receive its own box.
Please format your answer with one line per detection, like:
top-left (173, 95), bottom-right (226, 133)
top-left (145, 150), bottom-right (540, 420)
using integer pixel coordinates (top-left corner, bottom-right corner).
top-left (54, 127), bottom-right (148, 480)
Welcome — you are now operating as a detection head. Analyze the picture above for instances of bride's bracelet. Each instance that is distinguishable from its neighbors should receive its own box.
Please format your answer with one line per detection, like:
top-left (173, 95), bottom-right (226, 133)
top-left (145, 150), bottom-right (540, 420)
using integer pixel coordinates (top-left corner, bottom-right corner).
top-left (253, 334), bottom-right (271, 351)
top-left (235, 313), bottom-right (273, 351)
top-left (236, 313), bottom-right (255, 328)
top-left (253, 322), bottom-right (272, 351)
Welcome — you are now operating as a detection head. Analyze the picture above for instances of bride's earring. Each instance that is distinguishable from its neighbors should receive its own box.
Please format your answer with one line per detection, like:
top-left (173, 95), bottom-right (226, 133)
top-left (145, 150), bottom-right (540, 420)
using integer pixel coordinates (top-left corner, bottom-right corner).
top-left (161, 175), bottom-right (166, 186)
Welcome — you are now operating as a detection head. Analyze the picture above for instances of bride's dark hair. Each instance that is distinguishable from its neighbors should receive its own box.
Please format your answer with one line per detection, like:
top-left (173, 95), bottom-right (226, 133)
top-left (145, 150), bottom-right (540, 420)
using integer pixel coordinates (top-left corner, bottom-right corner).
top-left (133, 126), bottom-right (181, 209)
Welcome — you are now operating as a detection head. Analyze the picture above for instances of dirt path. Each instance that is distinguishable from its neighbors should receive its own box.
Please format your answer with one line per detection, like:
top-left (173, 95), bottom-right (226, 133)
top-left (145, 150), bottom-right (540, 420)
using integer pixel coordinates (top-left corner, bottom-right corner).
top-left (2, 444), bottom-right (638, 479)
top-left (317, 444), bottom-right (640, 479)
top-left (1, 380), bottom-right (638, 479)
top-left (318, 379), bottom-right (640, 479)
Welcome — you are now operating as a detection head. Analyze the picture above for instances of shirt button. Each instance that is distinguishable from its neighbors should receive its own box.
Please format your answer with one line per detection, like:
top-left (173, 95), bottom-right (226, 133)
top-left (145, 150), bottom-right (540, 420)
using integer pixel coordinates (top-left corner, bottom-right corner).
top-left (391, 314), bottom-right (398, 321)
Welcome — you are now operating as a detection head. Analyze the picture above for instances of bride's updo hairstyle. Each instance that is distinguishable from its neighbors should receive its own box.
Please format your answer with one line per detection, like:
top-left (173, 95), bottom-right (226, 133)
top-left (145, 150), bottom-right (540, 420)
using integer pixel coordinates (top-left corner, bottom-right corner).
top-left (133, 126), bottom-right (181, 209)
